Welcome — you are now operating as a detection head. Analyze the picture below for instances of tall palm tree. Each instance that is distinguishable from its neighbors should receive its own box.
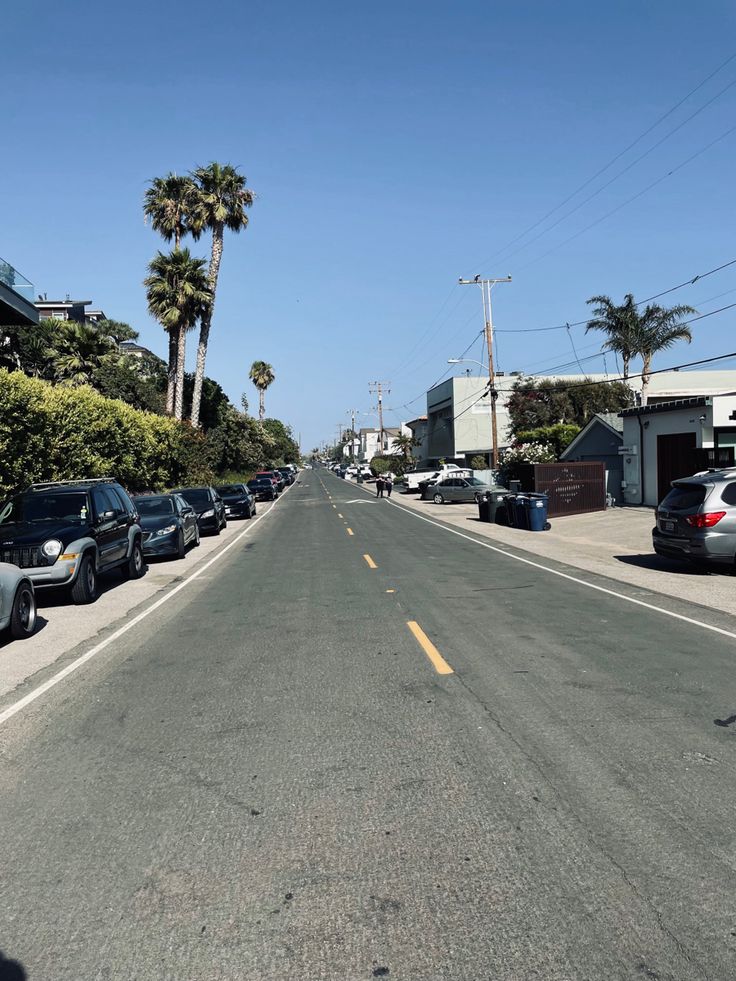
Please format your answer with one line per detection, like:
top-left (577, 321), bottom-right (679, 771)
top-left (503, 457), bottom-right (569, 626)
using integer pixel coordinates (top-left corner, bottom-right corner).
top-left (143, 174), bottom-right (196, 250)
top-left (144, 249), bottom-right (211, 420)
top-left (188, 162), bottom-right (254, 428)
top-left (585, 294), bottom-right (640, 379)
top-left (249, 360), bottom-right (275, 421)
top-left (638, 303), bottom-right (695, 404)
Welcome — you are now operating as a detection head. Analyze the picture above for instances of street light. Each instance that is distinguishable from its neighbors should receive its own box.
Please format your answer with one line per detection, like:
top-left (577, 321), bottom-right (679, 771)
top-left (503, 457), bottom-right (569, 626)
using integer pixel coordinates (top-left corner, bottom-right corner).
top-left (448, 358), bottom-right (489, 370)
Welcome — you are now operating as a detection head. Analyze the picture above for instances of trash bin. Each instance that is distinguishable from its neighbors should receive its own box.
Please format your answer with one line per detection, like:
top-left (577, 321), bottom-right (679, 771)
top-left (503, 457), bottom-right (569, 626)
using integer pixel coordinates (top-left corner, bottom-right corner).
top-left (477, 489), bottom-right (510, 524)
top-left (513, 494), bottom-right (530, 529)
top-left (357, 473), bottom-right (364, 484)
top-left (504, 493), bottom-right (517, 527)
top-left (477, 492), bottom-right (493, 523)
top-left (524, 493), bottom-right (549, 532)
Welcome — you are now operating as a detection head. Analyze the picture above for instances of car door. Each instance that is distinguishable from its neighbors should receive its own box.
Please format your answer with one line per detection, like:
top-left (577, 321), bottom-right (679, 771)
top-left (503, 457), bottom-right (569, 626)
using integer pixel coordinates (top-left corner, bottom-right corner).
top-left (91, 487), bottom-right (123, 567)
top-left (176, 495), bottom-right (196, 541)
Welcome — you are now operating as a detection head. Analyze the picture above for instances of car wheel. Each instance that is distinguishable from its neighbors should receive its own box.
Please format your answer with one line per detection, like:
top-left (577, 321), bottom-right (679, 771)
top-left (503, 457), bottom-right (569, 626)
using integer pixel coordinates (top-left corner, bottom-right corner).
top-left (126, 538), bottom-right (145, 579)
top-left (433, 493), bottom-right (445, 505)
top-left (71, 553), bottom-right (98, 605)
top-left (212, 522), bottom-right (221, 536)
top-left (252, 505), bottom-right (257, 516)
top-left (176, 531), bottom-right (186, 560)
top-left (10, 582), bottom-right (36, 639)
top-left (474, 492), bottom-right (482, 504)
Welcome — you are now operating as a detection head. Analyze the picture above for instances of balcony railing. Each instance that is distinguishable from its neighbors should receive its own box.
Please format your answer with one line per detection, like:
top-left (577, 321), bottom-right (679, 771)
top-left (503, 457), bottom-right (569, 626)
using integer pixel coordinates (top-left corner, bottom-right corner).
top-left (0, 257), bottom-right (34, 302)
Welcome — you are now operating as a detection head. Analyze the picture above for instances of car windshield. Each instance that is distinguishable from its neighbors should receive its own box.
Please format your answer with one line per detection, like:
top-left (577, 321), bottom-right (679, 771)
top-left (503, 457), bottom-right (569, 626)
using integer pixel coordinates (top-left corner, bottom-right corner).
top-left (248, 479), bottom-right (268, 487)
top-left (660, 484), bottom-right (708, 511)
top-left (0, 492), bottom-right (89, 525)
top-left (216, 485), bottom-right (243, 496)
top-left (177, 489), bottom-right (210, 508)
top-left (135, 497), bottom-right (175, 517)
top-left (467, 477), bottom-right (485, 486)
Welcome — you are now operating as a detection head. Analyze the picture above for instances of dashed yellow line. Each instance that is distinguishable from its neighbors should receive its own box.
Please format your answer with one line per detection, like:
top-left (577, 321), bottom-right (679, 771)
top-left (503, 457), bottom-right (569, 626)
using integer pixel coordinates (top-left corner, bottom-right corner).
top-left (346, 528), bottom-right (354, 536)
top-left (386, 589), bottom-right (395, 593)
top-left (406, 621), bottom-right (454, 675)
top-left (338, 512), bottom-right (343, 518)
top-left (363, 554), bottom-right (377, 569)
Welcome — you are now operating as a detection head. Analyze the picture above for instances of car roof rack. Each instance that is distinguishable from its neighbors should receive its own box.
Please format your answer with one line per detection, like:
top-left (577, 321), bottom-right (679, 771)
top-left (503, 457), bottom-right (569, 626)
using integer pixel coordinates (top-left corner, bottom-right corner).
top-left (27, 477), bottom-right (116, 491)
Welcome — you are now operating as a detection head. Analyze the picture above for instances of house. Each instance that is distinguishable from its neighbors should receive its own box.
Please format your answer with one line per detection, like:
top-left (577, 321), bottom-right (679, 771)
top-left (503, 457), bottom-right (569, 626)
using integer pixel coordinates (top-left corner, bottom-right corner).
top-left (560, 413), bottom-right (624, 500)
top-left (404, 416), bottom-right (428, 460)
top-left (0, 256), bottom-right (38, 326)
top-left (358, 427), bottom-right (402, 462)
top-left (34, 297), bottom-right (106, 324)
top-left (620, 393), bottom-right (736, 506)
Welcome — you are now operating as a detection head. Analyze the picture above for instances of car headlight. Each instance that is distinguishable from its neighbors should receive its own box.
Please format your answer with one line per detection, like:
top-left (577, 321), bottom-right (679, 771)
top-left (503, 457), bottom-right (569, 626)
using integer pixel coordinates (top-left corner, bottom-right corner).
top-left (156, 525), bottom-right (177, 536)
top-left (201, 509), bottom-right (215, 518)
top-left (42, 539), bottom-right (62, 559)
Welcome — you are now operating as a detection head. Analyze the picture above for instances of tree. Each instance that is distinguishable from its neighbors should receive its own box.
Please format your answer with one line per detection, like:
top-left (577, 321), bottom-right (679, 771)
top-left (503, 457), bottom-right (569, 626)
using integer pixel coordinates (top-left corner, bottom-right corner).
top-left (144, 174), bottom-right (196, 250)
top-left (585, 294), bottom-right (640, 379)
top-left (638, 303), bottom-right (694, 404)
top-left (393, 433), bottom-right (420, 460)
top-left (144, 249), bottom-right (211, 420)
top-left (95, 318), bottom-right (139, 346)
top-left (188, 162), bottom-right (254, 428)
top-left (507, 377), bottom-right (634, 435)
top-left (261, 418), bottom-right (300, 464)
top-left (0, 318), bottom-right (57, 378)
top-left (249, 360), bottom-right (275, 421)
top-left (51, 320), bottom-right (116, 386)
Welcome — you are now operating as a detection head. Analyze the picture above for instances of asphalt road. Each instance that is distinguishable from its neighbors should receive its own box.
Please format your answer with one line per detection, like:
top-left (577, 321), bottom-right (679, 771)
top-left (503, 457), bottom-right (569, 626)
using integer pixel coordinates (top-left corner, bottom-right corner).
top-left (2, 469), bottom-right (736, 980)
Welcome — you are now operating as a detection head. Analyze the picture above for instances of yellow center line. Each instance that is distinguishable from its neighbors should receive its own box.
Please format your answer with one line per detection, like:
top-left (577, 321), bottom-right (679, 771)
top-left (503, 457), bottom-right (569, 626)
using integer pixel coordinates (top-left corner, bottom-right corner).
top-left (338, 513), bottom-right (343, 518)
top-left (346, 528), bottom-right (354, 536)
top-left (406, 621), bottom-right (454, 675)
top-left (363, 554), bottom-right (377, 569)
top-left (386, 589), bottom-right (395, 593)
top-left (332, 504), bottom-right (337, 509)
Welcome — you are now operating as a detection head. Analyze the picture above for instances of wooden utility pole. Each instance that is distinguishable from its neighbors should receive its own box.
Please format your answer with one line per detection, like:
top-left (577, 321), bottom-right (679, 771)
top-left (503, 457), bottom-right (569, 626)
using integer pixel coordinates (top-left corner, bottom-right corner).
top-left (346, 408), bottom-right (359, 459)
top-left (369, 381), bottom-right (390, 452)
top-left (458, 275), bottom-right (512, 469)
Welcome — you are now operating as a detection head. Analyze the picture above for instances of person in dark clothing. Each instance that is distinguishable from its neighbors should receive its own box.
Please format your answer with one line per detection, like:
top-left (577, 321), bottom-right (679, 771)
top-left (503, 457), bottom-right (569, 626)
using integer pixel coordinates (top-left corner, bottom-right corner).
top-left (376, 476), bottom-right (385, 498)
top-left (385, 474), bottom-right (393, 497)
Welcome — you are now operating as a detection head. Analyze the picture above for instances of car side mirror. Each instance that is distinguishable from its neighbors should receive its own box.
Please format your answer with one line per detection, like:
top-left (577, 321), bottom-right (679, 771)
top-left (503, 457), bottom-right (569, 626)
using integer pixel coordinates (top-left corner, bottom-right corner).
top-left (101, 509), bottom-right (116, 521)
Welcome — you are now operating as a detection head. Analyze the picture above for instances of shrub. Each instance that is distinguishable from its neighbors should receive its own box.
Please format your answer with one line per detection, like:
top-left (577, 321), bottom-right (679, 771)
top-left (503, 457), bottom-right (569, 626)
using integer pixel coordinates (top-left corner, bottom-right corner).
top-left (469, 454), bottom-right (488, 470)
top-left (515, 424), bottom-right (580, 457)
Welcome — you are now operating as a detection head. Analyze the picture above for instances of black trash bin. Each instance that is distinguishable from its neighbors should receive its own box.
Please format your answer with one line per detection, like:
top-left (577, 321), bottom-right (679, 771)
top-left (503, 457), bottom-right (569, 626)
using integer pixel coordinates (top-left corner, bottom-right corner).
top-left (477, 489), bottom-right (509, 524)
top-left (477, 492), bottom-right (493, 523)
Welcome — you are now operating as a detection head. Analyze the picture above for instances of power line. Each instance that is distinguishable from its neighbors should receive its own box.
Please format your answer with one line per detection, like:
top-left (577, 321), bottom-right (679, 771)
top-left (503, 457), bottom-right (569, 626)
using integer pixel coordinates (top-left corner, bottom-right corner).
top-left (473, 50), bottom-right (736, 269)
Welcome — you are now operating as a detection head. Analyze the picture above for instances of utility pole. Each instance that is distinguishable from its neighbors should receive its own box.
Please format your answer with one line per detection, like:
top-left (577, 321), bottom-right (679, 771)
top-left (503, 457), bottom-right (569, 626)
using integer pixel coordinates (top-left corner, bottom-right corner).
top-left (368, 381), bottom-right (390, 452)
top-left (346, 409), bottom-right (358, 459)
top-left (458, 275), bottom-right (512, 469)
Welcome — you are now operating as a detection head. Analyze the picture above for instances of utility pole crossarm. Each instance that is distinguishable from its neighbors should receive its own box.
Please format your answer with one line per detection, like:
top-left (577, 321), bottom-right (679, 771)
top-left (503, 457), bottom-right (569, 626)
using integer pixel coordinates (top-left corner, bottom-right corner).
top-left (457, 276), bottom-right (512, 470)
top-left (368, 381), bottom-right (391, 453)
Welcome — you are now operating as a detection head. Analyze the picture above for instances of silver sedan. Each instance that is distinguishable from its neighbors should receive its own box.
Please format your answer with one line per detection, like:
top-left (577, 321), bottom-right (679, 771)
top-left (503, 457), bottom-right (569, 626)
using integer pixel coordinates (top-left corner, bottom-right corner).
top-left (0, 561), bottom-right (37, 640)
top-left (430, 476), bottom-right (497, 505)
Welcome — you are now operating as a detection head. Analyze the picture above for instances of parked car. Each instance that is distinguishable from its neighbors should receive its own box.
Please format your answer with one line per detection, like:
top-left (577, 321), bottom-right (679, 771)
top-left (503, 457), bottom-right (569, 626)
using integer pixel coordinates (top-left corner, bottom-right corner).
top-left (172, 486), bottom-right (227, 536)
top-left (0, 562), bottom-right (37, 639)
top-left (276, 468), bottom-right (295, 486)
top-left (430, 476), bottom-right (497, 505)
top-left (216, 483), bottom-right (257, 519)
top-left (256, 470), bottom-right (284, 493)
top-left (419, 468), bottom-right (473, 499)
top-left (133, 494), bottom-right (200, 559)
top-left (248, 477), bottom-right (277, 502)
top-left (405, 463), bottom-right (466, 492)
top-left (0, 478), bottom-right (144, 604)
top-left (653, 469), bottom-right (736, 568)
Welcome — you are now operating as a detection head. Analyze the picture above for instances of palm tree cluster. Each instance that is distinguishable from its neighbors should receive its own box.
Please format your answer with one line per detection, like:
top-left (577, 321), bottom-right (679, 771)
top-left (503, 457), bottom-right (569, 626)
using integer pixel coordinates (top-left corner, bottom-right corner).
top-left (143, 164), bottom-right (254, 424)
top-left (586, 294), bottom-right (695, 404)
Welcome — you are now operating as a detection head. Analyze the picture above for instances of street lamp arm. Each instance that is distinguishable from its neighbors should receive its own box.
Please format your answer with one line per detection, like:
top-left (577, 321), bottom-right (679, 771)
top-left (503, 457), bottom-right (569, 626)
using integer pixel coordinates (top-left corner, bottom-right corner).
top-left (448, 357), bottom-right (489, 370)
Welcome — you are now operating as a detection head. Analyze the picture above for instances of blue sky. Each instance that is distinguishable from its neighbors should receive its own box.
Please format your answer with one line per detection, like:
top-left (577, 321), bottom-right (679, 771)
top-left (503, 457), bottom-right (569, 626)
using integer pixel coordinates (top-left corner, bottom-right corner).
top-left (4, 1), bottom-right (736, 450)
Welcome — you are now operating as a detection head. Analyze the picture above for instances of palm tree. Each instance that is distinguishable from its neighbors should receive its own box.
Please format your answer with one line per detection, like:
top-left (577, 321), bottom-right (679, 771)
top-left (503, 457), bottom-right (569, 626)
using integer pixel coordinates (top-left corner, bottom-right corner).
top-left (638, 302), bottom-right (695, 404)
top-left (249, 360), bottom-right (275, 421)
top-left (51, 320), bottom-right (116, 386)
top-left (144, 174), bottom-right (196, 250)
top-left (144, 249), bottom-right (211, 419)
top-left (585, 294), bottom-right (640, 379)
top-left (393, 433), bottom-right (420, 461)
top-left (188, 162), bottom-right (254, 427)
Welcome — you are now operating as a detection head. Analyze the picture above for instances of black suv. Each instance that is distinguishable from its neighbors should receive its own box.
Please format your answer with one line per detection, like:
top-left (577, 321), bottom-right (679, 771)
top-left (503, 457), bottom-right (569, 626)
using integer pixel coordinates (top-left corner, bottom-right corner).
top-left (0, 478), bottom-right (145, 604)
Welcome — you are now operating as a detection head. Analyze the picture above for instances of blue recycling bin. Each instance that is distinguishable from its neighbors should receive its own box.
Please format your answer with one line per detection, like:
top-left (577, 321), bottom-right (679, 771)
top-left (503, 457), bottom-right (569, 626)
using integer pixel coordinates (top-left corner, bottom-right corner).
top-left (513, 494), bottom-right (530, 529)
top-left (524, 493), bottom-right (549, 532)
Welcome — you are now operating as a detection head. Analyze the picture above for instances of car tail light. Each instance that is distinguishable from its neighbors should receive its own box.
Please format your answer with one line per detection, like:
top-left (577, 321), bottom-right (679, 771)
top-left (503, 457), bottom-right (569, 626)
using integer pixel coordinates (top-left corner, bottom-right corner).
top-left (685, 511), bottom-right (726, 528)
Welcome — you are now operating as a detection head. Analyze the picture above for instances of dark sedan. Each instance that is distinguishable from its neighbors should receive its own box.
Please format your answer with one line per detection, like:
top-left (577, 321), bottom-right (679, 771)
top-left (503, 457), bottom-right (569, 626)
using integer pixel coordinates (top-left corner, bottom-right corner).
top-left (256, 470), bottom-right (284, 493)
top-left (133, 494), bottom-right (200, 559)
top-left (276, 467), bottom-right (295, 486)
top-left (171, 486), bottom-right (227, 535)
top-left (216, 483), bottom-right (256, 519)
top-left (248, 478), bottom-right (277, 502)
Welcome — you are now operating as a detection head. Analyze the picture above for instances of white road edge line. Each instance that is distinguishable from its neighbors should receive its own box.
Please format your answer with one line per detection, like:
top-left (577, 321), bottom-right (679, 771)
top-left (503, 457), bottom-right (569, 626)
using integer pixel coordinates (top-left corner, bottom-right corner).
top-left (0, 485), bottom-right (293, 728)
top-left (383, 496), bottom-right (736, 642)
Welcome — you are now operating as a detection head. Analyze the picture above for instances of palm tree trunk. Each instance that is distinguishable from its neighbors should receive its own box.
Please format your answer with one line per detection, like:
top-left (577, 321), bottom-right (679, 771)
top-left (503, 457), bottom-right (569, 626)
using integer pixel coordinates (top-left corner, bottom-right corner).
top-left (259, 388), bottom-right (265, 421)
top-left (174, 325), bottom-right (187, 420)
top-left (640, 354), bottom-right (652, 406)
top-left (190, 223), bottom-right (223, 428)
top-left (622, 354), bottom-right (630, 380)
top-left (166, 330), bottom-right (177, 415)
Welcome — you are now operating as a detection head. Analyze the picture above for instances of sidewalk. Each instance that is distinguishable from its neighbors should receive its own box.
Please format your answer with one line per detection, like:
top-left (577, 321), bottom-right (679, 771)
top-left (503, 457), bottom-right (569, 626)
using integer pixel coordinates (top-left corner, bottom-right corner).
top-left (388, 489), bottom-right (736, 618)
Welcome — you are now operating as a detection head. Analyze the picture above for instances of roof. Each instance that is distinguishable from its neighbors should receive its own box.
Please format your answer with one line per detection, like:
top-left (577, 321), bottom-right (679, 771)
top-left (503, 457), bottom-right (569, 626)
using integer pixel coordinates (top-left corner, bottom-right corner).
top-left (560, 412), bottom-right (623, 460)
top-left (405, 416), bottom-right (427, 427)
top-left (620, 396), bottom-right (709, 417)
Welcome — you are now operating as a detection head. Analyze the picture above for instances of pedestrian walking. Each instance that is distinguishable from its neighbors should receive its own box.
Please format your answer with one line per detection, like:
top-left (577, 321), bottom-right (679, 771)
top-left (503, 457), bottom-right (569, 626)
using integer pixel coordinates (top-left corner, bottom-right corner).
top-left (385, 474), bottom-right (393, 497)
top-left (376, 476), bottom-right (385, 498)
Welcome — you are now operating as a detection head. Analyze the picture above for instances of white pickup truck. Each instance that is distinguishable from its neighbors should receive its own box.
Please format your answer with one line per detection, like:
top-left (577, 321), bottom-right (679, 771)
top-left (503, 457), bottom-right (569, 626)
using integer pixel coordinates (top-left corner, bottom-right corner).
top-left (404, 463), bottom-right (465, 492)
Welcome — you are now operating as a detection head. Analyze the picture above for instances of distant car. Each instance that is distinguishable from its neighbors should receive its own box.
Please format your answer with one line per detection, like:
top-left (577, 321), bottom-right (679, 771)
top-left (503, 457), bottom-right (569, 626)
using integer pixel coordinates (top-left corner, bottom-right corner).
top-left (0, 562), bottom-right (36, 639)
top-left (133, 494), bottom-right (200, 559)
top-left (653, 469), bottom-right (736, 568)
top-left (419, 469), bottom-right (473, 499)
top-left (247, 478), bottom-right (277, 502)
top-left (256, 470), bottom-right (284, 493)
top-left (216, 483), bottom-right (257, 519)
top-left (171, 486), bottom-right (226, 536)
top-left (0, 478), bottom-right (144, 604)
top-left (275, 468), bottom-right (295, 486)
top-left (431, 476), bottom-right (497, 505)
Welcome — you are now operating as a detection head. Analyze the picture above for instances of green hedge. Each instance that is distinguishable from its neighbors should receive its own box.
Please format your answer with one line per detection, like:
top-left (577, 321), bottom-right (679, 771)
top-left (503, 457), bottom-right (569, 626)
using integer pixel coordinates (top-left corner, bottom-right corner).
top-left (0, 369), bottom-right (211, 496)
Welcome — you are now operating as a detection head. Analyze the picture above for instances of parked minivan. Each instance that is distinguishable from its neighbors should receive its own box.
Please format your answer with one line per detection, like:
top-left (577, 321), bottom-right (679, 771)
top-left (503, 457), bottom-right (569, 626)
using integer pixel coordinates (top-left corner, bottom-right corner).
top-left (653, 468), bottom-right (736, 568)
